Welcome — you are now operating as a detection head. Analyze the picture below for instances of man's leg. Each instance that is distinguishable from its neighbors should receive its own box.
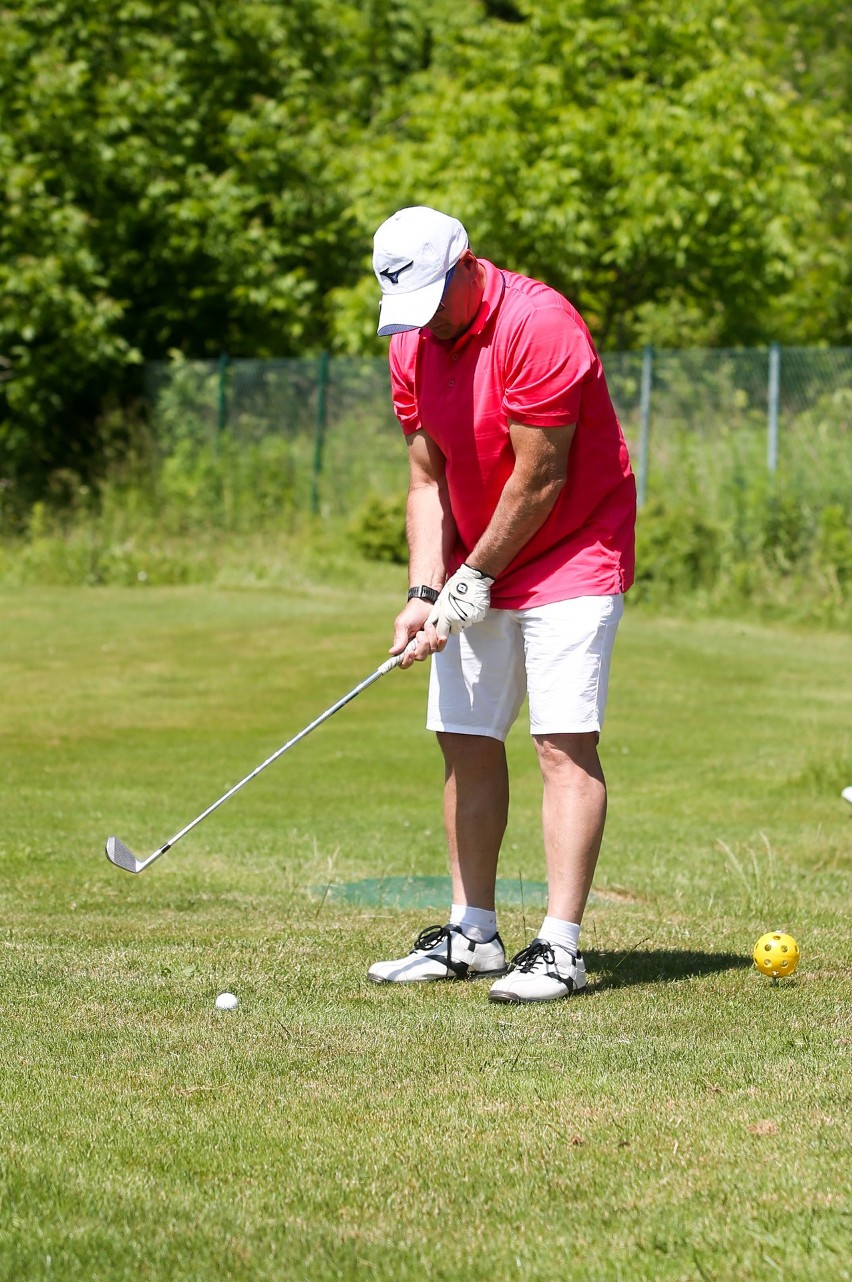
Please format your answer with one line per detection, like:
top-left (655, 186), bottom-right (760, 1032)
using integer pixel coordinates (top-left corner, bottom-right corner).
top-left (533, 731), bottom-right (606, 924)
top-left (366, 615), bottom-right (523, 985)
top-left (489, 595), bottom-right (621, 1004)
top-left (366, 727), bottom-right (509, 983)
top-left (438, 731), bottom-right (509, 912)
top-left (489, 732), bottom-right (603, 1003)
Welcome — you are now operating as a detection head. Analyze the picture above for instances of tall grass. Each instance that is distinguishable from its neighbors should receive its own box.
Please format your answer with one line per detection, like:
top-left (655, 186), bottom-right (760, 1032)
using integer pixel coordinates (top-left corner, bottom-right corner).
top-left (0, 384), bottom-right (849, 628)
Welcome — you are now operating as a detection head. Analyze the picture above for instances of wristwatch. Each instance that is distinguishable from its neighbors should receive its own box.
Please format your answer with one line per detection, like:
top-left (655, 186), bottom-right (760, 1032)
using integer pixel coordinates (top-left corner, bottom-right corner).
top-left (407, 585), bottom-right (440, 605)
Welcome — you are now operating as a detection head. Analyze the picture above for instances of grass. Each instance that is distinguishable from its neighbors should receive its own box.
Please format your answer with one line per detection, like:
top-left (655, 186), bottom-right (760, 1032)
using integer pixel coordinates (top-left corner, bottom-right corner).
top-left (0, 583), bottom-right (850, 1282)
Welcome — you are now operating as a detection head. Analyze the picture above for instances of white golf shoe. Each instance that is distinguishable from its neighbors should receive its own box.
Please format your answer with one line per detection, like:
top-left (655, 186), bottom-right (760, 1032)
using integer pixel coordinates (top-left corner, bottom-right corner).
top-left (489, 938), bottom-right (587, 1004)
top-left (368, 924), bottom-right (508, 984)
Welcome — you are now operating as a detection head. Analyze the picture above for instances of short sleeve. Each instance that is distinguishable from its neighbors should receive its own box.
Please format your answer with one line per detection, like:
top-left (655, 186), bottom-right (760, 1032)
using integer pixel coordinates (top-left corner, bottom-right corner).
top-left (389, 335), bottom-right (421, 436)
top-left (502, 307), bottom-right (593, 426)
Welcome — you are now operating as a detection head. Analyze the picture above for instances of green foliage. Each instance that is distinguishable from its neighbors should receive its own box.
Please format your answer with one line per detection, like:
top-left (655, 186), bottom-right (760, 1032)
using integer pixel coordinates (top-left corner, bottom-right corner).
top-left (346, 482), bottom-right (852, 627)
top-left (759, 491), bottom-right (811, 569)
top-left (2, 452), bottom-right (849, 628)
top-left (350, 493), bottom-right (408, 564)
top-left (334, 0), bottom-right (849, 351)
top-left (629, 488), bottom-right (852, 626)
top-left (817, 505), bottom-right (852, 587)
top-left (0, 0), bottom-right (365, 495)
top-left (633, 501), bottom-right (723, 599)
top-left (0, 484), bottom-right (215, 587)
top-left (0, 0), bottom-right (848, 498)
top-left (157, 434), bottom-right (299, 535)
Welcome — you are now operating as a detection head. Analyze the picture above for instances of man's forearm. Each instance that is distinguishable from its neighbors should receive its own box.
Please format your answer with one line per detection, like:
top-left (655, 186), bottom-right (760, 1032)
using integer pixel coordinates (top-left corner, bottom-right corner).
top-left (467, 419), bottom-right (574, 579)
top-left (406, 479), bottom-right (456, 588)
top-left (467, 471), bottom-right (565, 579)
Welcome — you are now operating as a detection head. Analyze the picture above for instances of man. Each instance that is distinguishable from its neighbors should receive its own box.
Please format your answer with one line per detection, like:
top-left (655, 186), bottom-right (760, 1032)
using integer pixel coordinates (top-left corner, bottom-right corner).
top-left (367, 206), bottom-right (636, 1004)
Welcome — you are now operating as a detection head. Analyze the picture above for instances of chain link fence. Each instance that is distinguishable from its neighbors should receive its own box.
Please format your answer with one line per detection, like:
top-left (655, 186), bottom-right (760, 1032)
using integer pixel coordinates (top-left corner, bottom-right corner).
top-left (145, 347), bottom-right (851, 524)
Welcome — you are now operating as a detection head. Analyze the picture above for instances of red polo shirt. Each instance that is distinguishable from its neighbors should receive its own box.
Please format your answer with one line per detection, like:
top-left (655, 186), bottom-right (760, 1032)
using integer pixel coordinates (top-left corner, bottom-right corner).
top-left (388, 260), bottom-right (636, 609)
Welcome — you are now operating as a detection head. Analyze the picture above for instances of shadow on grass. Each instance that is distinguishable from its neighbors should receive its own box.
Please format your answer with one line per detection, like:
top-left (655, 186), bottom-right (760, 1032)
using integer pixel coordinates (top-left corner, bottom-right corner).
top-left (585, 947), bottom-right (752, 990)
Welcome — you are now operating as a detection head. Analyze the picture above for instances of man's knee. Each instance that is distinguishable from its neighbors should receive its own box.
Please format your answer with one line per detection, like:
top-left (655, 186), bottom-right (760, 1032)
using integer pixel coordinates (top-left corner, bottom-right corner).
top-left (437, 731), bottom-right (505, 768)
top-left (533, 732), bottom-right (602, 779)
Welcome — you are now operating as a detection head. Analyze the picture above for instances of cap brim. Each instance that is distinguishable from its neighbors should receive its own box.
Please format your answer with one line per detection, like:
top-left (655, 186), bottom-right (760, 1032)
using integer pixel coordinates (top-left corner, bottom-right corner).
top-left (377, 275), bottom-right (447, 337)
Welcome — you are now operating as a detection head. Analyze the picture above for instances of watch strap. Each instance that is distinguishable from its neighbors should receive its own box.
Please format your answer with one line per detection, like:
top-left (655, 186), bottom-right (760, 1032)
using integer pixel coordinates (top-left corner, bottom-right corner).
top-left (407, 585), bottom-right (440, 605)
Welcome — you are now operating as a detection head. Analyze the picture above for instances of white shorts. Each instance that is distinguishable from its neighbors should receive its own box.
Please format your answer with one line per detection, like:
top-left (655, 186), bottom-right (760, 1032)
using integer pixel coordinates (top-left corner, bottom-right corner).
top-left (426, 594), bottom-right (624, 740)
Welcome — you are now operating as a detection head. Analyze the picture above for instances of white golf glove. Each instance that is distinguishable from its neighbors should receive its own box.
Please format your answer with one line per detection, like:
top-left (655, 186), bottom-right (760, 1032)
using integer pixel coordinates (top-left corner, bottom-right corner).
top-left (427, 564), bottom-right (494, 638)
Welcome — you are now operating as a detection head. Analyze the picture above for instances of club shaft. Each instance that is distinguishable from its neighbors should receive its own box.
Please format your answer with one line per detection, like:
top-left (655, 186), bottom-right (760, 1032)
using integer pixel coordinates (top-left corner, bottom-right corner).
top-left (153, 654), bottom-right (403, 856)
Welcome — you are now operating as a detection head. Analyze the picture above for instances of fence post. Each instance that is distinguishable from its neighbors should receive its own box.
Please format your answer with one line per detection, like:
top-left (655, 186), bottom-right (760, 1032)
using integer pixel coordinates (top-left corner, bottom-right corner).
top-left (767, 342), bottom-right (781, 474)
top-left (637, 344), bottom-right (654, 508)
top-left (310, 351), bottom-right (330, 516)
top-left (216, 352), bottom-right (229, 455)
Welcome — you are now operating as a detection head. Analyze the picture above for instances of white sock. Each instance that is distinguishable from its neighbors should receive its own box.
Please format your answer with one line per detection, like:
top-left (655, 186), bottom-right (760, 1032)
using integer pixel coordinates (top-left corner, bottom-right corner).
top-left (538, 916), bottom-right (581, 955)
top-left (449, 903), bottom-right (497, 943)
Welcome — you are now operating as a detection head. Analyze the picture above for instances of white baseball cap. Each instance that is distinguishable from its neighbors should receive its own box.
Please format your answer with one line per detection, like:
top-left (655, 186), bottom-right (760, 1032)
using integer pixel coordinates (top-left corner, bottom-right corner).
top-left (373, 206), bottom-right (469, 336)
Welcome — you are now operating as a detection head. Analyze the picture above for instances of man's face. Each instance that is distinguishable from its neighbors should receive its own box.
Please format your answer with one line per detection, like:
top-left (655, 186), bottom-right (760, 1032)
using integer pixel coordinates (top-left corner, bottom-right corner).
top-left (424, 251), bottom-right (484, 342)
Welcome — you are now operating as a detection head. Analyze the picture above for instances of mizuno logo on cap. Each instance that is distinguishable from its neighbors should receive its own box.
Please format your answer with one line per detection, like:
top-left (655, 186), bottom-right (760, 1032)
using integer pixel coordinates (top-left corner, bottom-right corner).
top-left (379, 261), bottom-right (414, 287)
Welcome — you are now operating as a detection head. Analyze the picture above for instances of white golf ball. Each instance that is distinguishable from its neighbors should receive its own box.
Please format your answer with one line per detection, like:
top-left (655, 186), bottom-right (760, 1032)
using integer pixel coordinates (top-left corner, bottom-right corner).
top-left (842, 786), bottom-right (852, 806)
top-left (214, 992), bottom-right (238, 1011)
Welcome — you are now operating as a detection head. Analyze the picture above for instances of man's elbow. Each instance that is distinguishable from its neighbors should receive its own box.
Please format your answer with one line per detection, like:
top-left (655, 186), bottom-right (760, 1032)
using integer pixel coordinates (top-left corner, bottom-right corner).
top-left (530, 471), bottom-right (567, 505)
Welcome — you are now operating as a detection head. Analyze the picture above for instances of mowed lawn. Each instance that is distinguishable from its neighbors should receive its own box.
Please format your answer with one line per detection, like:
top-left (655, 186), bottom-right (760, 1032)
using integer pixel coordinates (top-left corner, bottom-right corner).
top-left (0, 585), bottom-right (849, 1282)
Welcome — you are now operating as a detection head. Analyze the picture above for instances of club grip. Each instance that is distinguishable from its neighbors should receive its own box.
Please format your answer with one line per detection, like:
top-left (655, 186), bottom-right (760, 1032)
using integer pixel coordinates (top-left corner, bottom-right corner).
top-left (378, 639), bottom-right (417, 676)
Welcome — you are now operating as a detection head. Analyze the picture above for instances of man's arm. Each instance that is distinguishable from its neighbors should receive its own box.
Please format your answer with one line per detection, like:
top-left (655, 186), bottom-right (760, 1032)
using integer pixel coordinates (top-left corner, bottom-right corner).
top-left (423, 420), bottom-right (576, 646)
top-left (405, 430), bottom-right (456, 588)
top-left (467, 420), bottom-right (576, 577)
top-left (390, 430), bottom-right (457, 664)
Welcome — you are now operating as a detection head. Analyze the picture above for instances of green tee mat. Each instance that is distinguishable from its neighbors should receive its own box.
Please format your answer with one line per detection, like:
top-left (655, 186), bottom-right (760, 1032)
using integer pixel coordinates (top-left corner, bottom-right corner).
top-left (311, 876), bottom-right (602, 910)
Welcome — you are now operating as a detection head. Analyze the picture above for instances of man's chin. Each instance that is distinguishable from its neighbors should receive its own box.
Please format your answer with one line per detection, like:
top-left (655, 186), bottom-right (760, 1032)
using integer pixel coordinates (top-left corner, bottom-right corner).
top-left (425, 322), bottom-right (455, 342)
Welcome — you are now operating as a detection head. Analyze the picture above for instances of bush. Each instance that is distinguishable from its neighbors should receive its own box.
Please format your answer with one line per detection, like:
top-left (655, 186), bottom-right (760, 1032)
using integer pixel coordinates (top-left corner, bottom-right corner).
top-left (157, 434), bottom-right (299, 535)
top-left (2, 441), bottom-right (849, 633)
top-left (817, 505), bottom-right (852, 588)
top-left (629, 489), bottom-right (851, 624)
top-left (633, 501), bottom-right (723, 601)
top-left (350, 493), bottom-right (407, 565)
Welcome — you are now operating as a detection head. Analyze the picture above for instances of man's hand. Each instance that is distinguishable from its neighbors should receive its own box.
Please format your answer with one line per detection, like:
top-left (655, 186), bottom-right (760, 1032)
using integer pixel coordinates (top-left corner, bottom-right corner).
top-left (390, 598), bottom-right (434, 668)
top-left (427, 564), bottom-right (494, 639)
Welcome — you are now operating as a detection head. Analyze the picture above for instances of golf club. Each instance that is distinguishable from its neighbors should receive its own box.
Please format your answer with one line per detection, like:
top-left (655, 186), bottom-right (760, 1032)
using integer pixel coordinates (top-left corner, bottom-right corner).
top-left (105, 649), bottom-right (410, 874)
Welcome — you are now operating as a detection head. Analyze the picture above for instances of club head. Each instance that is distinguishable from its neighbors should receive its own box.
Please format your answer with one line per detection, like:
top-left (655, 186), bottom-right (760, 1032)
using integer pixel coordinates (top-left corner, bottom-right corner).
top-left (105, 836), bottom-right (145, 874)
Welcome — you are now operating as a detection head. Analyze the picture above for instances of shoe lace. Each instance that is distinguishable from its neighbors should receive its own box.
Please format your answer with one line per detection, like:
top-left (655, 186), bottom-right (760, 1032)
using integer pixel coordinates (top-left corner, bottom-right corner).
top-left (510, 939), bottom-right (557, 973)
top-left (413, 924), bottom-right (453, 952)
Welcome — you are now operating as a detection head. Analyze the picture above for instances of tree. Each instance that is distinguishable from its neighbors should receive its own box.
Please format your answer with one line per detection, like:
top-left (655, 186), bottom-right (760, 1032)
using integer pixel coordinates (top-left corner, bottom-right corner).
top-left (0, 0), bottom-right (367, 497)
top-left (332, 0), bottom-right (849, 351)
top-left (1, 0), bottom-right (847, 502)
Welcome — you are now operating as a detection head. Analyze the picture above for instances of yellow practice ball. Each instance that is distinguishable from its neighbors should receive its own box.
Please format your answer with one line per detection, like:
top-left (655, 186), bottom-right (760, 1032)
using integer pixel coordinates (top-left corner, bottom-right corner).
top-left (753, 932), bottom-right (800, 978)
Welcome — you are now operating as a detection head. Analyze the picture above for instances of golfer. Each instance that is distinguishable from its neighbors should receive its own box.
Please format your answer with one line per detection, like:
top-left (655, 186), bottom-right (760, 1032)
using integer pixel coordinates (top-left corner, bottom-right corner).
top-left (367, 206), bottom-right (636, 1003)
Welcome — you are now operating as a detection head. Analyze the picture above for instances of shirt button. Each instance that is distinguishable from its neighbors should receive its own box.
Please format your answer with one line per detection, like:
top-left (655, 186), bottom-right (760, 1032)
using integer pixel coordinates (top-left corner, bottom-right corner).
top-left (448, 379), bottom-right (455, 387)
top-left (452, 354), bottom-right (459, 361)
